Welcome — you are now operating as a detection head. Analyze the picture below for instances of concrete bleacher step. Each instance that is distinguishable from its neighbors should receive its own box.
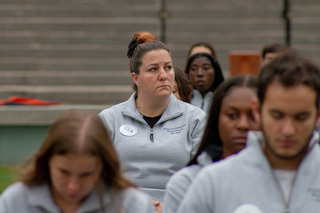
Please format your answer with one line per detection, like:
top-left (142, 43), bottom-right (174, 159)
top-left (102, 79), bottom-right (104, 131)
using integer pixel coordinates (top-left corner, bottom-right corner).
top-left (0, 70), bottom-right (132, 85)
top-left (0, 5), bottom-right (158, 18)
top-left (0, 104), bottom-right (111, 125)
top-left (1, 0), bottom-right (320, 73)
top-left (0, 84), bottom-right (133, 105)
top-left (0, 1), bottom-right (160, 72)
top-left (0, 104), bottom-right (113, 164)
top-left (0, 0), bottom-right (319, 98)
top-left (0, 58), bottom-right (131, 71)
top-left (0, 70), bottom-right (133, 104)
top-left (165, 1), bottom-right (285, 71)
top-left (165, 0), bottom-right (320, 71)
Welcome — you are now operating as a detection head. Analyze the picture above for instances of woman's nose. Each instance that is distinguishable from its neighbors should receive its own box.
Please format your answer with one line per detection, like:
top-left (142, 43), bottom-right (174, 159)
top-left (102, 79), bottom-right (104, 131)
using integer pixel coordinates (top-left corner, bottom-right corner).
top-left (67, 177), bottom-right (80, 191)
top-left (237, 115), bottom-right (250, 131)
top-left (159, 68), bottom-right (168, 80)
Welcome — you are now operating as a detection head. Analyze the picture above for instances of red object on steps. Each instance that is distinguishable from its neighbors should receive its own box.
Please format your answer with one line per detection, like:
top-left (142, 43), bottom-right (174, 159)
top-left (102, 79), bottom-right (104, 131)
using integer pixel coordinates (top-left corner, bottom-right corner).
top-left (0, 96), bottom-right (62, 105)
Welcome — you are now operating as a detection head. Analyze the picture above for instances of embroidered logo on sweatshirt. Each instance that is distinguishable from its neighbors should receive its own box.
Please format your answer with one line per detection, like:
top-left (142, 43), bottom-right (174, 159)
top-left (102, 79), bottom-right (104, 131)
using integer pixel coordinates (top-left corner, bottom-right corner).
top-left (234, 204), bottom-right (262, 213)
top-left (308, 188), bottom-right (320, 202)
top-left (164, 124), bottom-right (186, 135)
top-left (119, 124), bottom-right (138, 136)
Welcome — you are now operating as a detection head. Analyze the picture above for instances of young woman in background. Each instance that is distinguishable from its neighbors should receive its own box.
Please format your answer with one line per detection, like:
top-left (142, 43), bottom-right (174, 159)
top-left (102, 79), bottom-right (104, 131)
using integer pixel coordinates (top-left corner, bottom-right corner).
top-left (163, 74), bottom-right (260, 213)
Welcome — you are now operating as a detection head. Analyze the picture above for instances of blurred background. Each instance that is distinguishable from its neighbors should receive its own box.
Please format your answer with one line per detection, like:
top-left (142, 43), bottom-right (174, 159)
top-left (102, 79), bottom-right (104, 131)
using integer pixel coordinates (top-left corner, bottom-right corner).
top-left (0, 0), bottom-right (319, 105)
top-left (0, 0), bottom-right (319, 176)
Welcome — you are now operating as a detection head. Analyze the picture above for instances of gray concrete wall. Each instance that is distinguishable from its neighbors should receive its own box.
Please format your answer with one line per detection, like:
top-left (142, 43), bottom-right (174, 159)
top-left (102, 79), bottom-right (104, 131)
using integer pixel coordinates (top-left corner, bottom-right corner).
top-left (0, 105), bottom-right (109, 164)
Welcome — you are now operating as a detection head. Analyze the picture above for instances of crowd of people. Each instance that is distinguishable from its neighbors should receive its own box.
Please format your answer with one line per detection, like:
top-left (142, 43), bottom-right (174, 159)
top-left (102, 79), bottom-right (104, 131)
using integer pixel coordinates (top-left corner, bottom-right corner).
top-left (1, 31), bottom-right (320, 213)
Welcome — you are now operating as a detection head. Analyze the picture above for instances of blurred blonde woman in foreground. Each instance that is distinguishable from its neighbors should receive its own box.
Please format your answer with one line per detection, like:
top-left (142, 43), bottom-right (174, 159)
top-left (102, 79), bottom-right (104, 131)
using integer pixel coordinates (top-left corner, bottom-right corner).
top-left (0, 110), bottom-right (154, 213)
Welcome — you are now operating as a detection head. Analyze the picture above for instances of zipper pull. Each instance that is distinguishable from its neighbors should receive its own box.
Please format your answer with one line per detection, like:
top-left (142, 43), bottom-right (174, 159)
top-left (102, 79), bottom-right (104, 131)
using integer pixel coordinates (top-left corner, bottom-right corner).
top-left (150, 128), bottom-right (154, 143)
top-left (284, 208), bottom-right (290, 213)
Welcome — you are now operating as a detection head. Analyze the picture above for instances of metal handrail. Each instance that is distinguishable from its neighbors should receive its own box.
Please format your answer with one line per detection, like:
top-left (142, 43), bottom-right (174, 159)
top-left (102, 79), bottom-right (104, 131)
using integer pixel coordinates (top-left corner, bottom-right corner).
top-left (160, 0), bottom-right (167, 43)
top-left (283, 0), bottom-right (291, 46)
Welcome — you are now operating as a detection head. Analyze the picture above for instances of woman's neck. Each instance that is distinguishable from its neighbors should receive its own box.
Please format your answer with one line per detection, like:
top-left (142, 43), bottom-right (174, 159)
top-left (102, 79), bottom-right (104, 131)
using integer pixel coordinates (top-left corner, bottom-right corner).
top-left (51, 187), bottom-right (82, 213)
top-left (59, 204), bottom-right (80, 213)
top-left (135, 95), bottom-right (169, 117)
top-left (200, 90), bottom-right (210, 98)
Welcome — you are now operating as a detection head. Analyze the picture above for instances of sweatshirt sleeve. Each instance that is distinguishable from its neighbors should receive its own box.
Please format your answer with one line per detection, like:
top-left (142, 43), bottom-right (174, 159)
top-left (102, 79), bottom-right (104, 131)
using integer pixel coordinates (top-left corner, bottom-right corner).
top-left (189, 108), bottom-right (207, 158)
top-left (163, 165), bottom-right (201, 213)
top-left (99, 107), bottom-right (116, 141)
top-left (124, 188), bottom-right (155, 213)
top-left (163, 171), bottom-right (191, 213)
top-left (177, 166), bottom-right (215, 213)
top-left (0, 195), bottom-right (8, 213)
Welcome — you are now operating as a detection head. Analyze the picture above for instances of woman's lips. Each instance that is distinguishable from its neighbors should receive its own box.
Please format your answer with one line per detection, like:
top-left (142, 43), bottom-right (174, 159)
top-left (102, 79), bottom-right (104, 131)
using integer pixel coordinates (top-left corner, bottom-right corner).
top-left (232, 137), bottom-right (247, 144)
top-left (157, 84), bottom-right (169, 89)
top-left (196, 81), bottom-right (206, 87)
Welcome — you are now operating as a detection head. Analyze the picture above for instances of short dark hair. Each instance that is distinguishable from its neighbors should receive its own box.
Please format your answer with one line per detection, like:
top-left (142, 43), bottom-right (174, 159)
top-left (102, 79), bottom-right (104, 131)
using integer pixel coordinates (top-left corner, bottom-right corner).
top-left (187, 74), bottom-right (258, 165)
top-left (261, 43), bottom-right (289, 59)
top-left (259, 51), bottom-right (320, 108)
top-left (185, 52), bottom-right (224, 92)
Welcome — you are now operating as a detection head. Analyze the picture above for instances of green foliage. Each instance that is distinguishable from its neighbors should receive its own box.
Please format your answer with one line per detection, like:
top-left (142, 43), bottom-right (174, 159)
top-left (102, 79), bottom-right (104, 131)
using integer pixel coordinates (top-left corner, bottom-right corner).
top-left (0, 166), bottom-right (19, 194)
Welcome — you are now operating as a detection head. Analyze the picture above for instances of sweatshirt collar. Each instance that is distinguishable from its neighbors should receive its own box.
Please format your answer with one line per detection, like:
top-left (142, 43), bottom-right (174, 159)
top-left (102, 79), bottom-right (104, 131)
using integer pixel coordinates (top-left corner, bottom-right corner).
top-left (246, 130), bottom-right (319, 150)
top-left (245, 130), bottom-right (320, 168)
top-left (28, 184), bottom-right (112, 213)
top-left (28, 184), bottom-right (61, 213)
top-left (192, 89), bottom-right (214, 99)
top-left (122, 92), bottom-right (183, 123)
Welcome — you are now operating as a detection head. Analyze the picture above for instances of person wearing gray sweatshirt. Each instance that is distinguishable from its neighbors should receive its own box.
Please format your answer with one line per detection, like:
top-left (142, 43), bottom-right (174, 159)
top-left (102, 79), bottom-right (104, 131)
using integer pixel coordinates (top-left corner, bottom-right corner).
top-left (163, 74), bottom-right (259, 213)
top-left (99, 32), bottom-right (206, 206)
top-left (178, 51), bottom-right (320, 213)
top-left (0, 110), bottom-right (155, 213)
top-left (0, 182), bottom-right (154, 213)
top-left (185, 53), bottom-right (224, 114)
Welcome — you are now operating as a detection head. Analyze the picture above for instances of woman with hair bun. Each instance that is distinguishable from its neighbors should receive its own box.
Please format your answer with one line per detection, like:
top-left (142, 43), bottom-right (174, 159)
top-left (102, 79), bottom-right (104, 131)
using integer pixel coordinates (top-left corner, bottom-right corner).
top-left (99, 32), bottom-right (206, 205)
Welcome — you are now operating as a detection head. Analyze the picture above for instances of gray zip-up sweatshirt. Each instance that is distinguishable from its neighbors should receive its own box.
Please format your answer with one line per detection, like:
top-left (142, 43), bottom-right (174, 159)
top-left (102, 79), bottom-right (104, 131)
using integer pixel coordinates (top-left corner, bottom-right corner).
top-left (0, 182), bottom-right (154, 213)
top-left (190, 90), bottom-right (213, 114)
top-left (163, 152), bottom-right (212, 213)
top-left (178, 131), bottom-right (320, 213)
top-left (99, 93), bottom-right (206, 202)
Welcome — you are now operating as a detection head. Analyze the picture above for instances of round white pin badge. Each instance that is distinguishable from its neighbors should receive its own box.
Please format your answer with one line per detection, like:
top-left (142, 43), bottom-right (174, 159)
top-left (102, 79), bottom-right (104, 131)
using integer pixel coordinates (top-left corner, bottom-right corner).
top-left (234, 204), bottom-right (262, 213)
top-left (119, 124), bottom-right (138, 136)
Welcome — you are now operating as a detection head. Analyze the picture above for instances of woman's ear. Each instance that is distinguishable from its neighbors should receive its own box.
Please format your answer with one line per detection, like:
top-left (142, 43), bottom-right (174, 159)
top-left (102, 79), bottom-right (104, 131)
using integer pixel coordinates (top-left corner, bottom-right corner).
top-left (131, 72), bottom-right (139, 86)
top-left (252, 97), bottom-right (261, 126)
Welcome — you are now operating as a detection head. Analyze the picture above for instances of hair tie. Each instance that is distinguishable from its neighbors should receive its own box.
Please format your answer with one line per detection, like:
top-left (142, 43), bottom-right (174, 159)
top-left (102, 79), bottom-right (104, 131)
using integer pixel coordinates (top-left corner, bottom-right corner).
top-left (127, 37), bottom-right (138, 58)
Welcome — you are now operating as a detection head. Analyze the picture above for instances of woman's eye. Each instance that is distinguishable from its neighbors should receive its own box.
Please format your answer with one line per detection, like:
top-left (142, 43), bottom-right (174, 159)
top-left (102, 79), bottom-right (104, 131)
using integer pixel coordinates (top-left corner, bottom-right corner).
top-left (165, 66), bottom-right (172, 71)
top-left (150, 68), bottom-right (156, 71)
top-left (79, 173), bottom-right (91, 178)
top-left (190, 68), bottom-right (197, 72)
top-left (228, 113), bottom-right (238, 119)
top-left (60, 169), bottom-right (70, 176)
